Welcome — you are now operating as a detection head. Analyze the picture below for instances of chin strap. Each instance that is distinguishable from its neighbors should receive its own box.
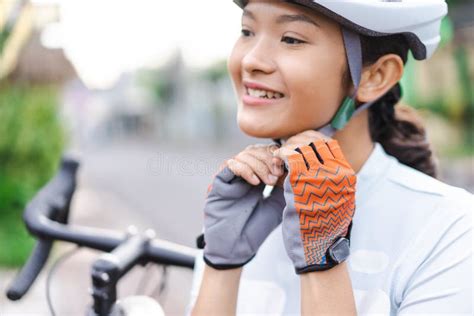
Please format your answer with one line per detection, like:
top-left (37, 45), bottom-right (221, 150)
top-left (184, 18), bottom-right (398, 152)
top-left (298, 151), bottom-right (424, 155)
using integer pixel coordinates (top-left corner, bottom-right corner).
top-left (318, 28), bottom-right (374, 137)
top-left (274, 28), bottom-right (378, 145)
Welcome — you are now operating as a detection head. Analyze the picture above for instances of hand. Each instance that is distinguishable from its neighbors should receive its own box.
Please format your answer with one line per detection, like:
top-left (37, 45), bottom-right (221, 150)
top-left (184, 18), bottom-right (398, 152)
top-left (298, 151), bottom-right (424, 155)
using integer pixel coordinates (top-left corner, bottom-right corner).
top-left (201, 143), bottom-right (286, 269)
top-left (226, 143), bottom-right (285, 186)
top-left (272, 130), bottom-right (331, 164)
top-left (273, 131), bottom-right (357, 273)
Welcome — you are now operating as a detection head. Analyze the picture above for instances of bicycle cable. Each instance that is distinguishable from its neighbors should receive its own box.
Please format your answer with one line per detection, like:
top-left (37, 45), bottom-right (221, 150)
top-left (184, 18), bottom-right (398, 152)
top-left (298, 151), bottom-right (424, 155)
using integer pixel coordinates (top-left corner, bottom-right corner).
top-left (150, 265), bottom-right (168, 300)
top-left (45, 246), bottom-right (81, 316)
top-left (135, 262), bottom-right (154, 294)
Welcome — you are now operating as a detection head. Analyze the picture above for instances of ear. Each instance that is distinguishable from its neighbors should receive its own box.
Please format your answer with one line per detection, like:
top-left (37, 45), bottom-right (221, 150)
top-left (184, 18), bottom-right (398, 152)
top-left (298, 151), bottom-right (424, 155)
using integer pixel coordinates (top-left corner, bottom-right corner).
top-left (356, 54), bottom-right (404, 103)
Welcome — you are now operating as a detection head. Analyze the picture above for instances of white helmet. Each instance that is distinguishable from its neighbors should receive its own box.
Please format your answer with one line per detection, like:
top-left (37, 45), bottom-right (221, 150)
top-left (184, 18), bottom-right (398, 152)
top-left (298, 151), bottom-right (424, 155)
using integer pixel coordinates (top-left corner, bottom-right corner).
top-left (233, 0), bottom-right (448, 136)
top-left (234, 0), bottom-right (448, 60)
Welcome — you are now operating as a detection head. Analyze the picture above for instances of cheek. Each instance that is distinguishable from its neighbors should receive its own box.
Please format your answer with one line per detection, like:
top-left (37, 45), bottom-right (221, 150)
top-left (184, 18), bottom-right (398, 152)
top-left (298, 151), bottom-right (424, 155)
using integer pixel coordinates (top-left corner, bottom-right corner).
top-left (227, 43), bottom-right (243, 93)
top-left (282, 52), bottom-right (346, 123)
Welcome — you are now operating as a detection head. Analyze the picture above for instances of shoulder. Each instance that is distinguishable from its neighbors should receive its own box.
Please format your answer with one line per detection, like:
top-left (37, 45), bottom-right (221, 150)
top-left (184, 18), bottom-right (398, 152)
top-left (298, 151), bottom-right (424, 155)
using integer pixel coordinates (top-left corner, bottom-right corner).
top-left (385, 163), bottom-right (473, 310)
top-left (354, 149), bottom-right (472, 263)
top-left (382, 160), bottom-right (473, 268)
top-left (358, 143), bottom-right (472, 220)
top-left (385, 158), bottom-right (473, 217)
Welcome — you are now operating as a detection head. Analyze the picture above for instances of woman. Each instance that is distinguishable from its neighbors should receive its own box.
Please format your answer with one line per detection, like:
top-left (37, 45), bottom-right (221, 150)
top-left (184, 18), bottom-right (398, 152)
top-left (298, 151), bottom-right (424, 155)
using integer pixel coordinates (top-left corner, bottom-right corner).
top-left (189, 0), bottom-right (472, 314)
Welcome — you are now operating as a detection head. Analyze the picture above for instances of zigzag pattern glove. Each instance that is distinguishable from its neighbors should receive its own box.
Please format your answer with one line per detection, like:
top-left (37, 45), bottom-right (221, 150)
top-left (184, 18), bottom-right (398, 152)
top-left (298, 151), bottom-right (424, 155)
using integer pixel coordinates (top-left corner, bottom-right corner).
top-left (201, 166), bottom-right (285, 270)
top-left (282, 139), bottom-right (356, 273)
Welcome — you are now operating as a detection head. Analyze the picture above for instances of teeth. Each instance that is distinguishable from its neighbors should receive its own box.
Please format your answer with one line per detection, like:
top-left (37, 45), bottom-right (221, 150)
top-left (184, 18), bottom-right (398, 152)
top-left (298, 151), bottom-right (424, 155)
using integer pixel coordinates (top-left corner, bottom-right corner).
top-left (247, 88), bottom-right (283, 99)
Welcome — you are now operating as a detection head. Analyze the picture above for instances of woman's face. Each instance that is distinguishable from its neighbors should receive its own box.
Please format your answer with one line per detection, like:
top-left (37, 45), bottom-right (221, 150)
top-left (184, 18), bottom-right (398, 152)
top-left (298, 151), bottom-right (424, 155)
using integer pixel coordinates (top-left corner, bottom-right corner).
top-left (228, 0), bottom-right (349, 139)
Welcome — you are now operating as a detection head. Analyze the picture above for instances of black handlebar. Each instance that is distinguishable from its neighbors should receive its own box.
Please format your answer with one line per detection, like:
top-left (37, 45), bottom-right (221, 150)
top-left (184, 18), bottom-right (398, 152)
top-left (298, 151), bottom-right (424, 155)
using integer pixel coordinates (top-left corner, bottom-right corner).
top-left (6, 157), bottom-right (197, 301)
top-left (6, 239), bottom-right (53, 300)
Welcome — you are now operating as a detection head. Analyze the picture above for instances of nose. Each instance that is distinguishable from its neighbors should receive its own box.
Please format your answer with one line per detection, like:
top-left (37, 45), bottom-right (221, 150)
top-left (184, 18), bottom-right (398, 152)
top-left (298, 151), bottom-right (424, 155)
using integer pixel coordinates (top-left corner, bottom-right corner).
top-left (242, 38), bottom-right (276, 75)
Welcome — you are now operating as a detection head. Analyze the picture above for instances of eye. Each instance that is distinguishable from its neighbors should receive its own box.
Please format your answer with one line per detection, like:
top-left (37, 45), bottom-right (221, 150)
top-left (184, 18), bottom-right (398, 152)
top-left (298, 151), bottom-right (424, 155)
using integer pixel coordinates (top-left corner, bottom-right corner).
top-left (281, 36), bottom-right (306, 45)
top-left (241, 29), bottom-right (252, 37)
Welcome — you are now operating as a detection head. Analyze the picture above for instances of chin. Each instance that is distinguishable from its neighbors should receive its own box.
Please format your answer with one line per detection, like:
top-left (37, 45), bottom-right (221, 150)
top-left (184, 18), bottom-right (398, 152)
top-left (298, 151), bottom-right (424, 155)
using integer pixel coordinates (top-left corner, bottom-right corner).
top-left (237, 113), bottom-right (285, 139)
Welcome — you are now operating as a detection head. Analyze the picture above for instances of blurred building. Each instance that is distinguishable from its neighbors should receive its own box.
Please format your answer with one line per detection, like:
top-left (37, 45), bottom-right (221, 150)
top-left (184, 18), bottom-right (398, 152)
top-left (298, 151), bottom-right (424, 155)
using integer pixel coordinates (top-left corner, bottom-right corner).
top-left (138, 51), bottom-right (242, 144)
top-left (1, 0), bottom-right (75, 82)
top-left (9, 29), bottom-right (76, 83)
top-left (0, 0), bottom-right (32, 79)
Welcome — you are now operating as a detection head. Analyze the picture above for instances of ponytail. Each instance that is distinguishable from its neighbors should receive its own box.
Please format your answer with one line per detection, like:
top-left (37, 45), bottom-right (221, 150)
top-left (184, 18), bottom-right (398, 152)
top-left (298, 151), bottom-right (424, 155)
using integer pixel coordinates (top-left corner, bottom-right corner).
top-left (359, 34), bottom-right (438, 178)
top-left (368, 83), bottom-right (438, 178)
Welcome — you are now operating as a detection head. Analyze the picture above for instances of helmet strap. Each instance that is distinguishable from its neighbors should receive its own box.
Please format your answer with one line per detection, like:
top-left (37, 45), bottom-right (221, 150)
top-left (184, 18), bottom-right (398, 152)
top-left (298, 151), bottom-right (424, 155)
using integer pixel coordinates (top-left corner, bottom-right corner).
top-left (326, 28), bottom-right (363, 134)
top-left (273, 28), bottom-right (374, 145)
top-left (313, 28), bottom-right (379, 137)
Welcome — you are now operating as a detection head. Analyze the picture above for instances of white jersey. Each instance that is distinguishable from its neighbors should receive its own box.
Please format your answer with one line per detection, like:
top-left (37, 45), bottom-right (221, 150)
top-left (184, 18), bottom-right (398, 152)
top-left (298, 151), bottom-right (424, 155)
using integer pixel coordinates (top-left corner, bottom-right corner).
top-left (188, 143), bottom-right (473, 315)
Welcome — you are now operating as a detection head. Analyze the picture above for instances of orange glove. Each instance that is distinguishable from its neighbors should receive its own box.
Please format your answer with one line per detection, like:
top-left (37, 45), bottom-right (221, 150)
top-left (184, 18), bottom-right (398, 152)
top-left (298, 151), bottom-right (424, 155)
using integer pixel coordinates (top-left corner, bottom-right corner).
top-left (282, 139), bottom-right (356, 273)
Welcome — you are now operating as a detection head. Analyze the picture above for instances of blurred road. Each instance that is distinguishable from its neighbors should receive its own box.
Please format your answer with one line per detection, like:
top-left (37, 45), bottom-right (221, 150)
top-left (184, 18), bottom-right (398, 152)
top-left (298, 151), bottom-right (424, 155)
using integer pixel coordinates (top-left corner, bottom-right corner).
top-left (0, 138), bottom-right (252, 316)
top-left (1, 138), bottom-right (472, 315)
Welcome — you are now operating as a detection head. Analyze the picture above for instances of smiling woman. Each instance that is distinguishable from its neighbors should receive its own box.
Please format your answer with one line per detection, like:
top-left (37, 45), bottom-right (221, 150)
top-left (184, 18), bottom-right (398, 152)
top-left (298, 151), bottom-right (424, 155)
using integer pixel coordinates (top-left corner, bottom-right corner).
top-left (228, 1), bottom-right (347, 139)
top-left (190, 1), bottom-right (473, 315)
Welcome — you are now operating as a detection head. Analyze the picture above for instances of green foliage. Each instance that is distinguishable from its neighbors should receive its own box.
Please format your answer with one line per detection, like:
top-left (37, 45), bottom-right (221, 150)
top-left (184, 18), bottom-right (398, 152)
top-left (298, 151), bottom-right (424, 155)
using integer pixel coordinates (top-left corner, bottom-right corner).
top-left (0, 83), bottom-right (65, 266)
top-left (202, 60), bottom-right (229, 83)
top-left (0, 27), bottom-right (12, 57)
top-left (401, 10), bottom-right (473, 154)
top-left (138, 69), bottom-right (176, 112)
top-left (446, 0), bottom-right (472, 7)
top-left (152, 75), bottom-right (175, 108)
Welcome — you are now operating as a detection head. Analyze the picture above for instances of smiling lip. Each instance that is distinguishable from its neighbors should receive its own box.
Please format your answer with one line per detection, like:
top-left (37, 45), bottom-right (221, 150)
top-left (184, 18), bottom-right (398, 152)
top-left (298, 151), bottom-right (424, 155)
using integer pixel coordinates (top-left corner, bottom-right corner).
top-left (243, 80), bottom-right (284, 94)
top-left (242, 80), bottom-right (285, 106)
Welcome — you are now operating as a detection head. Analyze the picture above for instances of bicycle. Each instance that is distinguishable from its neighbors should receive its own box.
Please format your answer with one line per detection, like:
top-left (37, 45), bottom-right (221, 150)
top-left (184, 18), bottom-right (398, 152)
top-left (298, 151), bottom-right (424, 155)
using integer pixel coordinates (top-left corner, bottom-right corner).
top-left (4, 157), bottom-right (198, 315)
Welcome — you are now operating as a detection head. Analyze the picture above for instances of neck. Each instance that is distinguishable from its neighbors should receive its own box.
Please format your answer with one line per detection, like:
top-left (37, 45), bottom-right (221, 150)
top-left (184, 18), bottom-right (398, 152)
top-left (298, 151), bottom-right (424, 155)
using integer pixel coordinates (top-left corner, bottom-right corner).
top-left (333, 109), bottom-right (374, 173)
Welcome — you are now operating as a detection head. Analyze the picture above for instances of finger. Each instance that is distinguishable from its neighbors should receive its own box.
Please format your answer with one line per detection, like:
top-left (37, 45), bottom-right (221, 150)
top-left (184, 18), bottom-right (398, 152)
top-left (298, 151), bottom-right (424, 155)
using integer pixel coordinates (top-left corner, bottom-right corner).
top-left (246, 145), bottom-right (282, 176)
top-left (299, 145), bottom-right (321, 170)
top-left (273, 145), bottom-right (307, 173)
top-left (287, 130), bottom-right (328, 145)
top-left (287, 152), bottom-right (307, 173)
top-left (265, 144), bottom-right (286, 176)
top-left (286, 133), bottom-right (329, 151)
top-left (326, 139), bottom-right (346, 161)
top-left (271, 157), bottom-right (285, 176)
top-left (311, 140), bottom-right (340, 169)
top-left (268, 143), bottom-right (281, 154)
top-left (313, 139), bottom-right (333, 160)
top-left (227, 158), bottom-right (261, 185)
top-left (286, 135), bottom-right (314, 147)
top-left (235, 151), bottom-right (277, 185)
top-left (272, 146), bottom-right (299, 162)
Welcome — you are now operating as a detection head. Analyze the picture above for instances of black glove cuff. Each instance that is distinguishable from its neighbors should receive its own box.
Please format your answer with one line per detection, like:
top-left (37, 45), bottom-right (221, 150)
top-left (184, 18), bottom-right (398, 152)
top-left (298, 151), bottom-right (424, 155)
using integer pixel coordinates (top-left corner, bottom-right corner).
top-left (295, 237), bottom-right (351, 274)
top-left (196, 233), bottom-right (206, 249)
top-left (203, 254), bottom-right (255, 270)
top-left (197, 233), bottom-right (256, 270)
top-left (296, 222), bottom-right (353, 274)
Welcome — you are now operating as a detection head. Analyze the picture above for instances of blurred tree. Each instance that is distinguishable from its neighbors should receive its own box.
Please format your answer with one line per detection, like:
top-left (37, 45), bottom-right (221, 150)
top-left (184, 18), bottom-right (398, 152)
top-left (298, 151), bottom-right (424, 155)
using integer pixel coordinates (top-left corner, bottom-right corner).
top-left (202, 60), bottom-right (228, 83)
top-left (0, 84), bottom-right (64, 266)
top-left (201, 60), bottom-right (230, 142)
top-left (0, 0), bottom-right (33, 80)
top-left (450, 1), bottom-right (474, 151)
top-left (447, 0), bottom-right (471, 5)
top-left (401, 0), bottom-right (473, 154)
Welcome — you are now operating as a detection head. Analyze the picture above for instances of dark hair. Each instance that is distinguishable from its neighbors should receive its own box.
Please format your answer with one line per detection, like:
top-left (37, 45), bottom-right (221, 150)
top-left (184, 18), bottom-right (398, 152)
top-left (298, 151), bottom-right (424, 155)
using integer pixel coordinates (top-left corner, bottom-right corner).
top-left (357, 34), bottom-right (438, 178)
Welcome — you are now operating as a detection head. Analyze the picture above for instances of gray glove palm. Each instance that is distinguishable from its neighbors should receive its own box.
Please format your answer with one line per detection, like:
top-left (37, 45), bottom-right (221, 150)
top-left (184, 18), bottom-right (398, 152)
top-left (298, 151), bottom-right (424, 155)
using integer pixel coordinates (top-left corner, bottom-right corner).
top-left (200, 166), bottom-right (285, 269)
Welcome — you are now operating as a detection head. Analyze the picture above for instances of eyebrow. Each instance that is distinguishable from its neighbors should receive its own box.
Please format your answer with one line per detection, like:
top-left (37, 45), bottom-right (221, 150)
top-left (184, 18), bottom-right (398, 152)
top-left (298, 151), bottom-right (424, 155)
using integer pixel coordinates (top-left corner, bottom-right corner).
top-left (242, 9), bottom-right (256, 20)
top-left (242, 9), bottom-right (320, 29)
top-left (276, 14), bottom-right (320, 28)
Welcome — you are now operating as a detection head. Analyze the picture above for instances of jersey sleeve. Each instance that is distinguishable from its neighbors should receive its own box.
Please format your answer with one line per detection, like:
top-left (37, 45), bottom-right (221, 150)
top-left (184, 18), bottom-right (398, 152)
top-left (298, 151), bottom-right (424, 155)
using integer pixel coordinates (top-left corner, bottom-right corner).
top-left (395, 191), bottom-right (473, 314)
